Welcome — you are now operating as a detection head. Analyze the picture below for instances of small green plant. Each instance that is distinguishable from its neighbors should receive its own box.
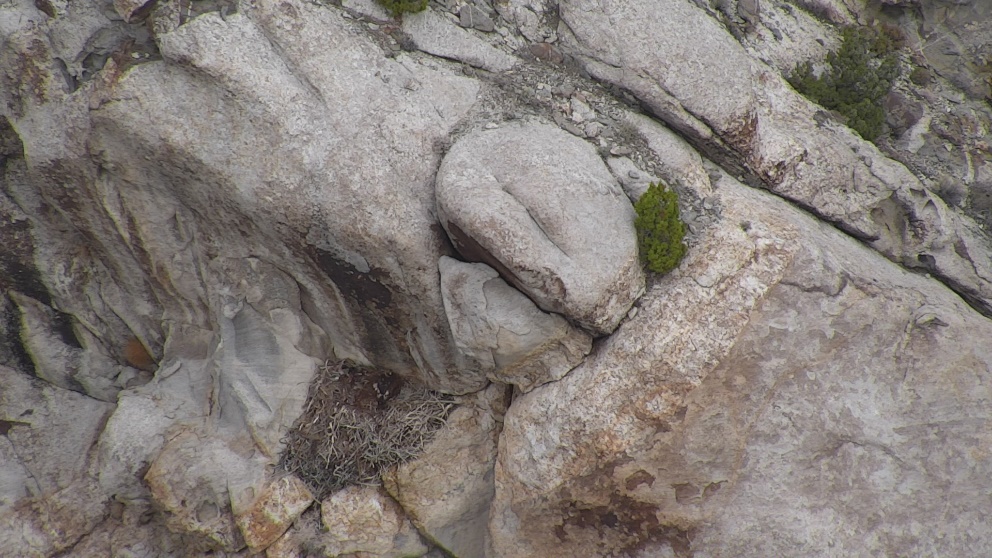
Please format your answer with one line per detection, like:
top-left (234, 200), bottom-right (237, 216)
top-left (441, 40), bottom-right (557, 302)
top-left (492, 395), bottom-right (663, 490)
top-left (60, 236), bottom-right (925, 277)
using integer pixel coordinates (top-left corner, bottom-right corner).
top-left (375, 0), bottom-right (427, 17)
top-left (634, 182), bottom-right (687, 275)
top-left (788, 25), bottom-right (899, 141)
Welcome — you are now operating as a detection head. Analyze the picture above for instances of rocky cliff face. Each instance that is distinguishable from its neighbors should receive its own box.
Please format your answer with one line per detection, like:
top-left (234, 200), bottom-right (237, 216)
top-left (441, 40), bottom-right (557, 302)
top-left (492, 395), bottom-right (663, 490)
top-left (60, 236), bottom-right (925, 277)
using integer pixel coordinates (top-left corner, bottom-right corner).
top-left (2, 0), bottom-right (991, 556)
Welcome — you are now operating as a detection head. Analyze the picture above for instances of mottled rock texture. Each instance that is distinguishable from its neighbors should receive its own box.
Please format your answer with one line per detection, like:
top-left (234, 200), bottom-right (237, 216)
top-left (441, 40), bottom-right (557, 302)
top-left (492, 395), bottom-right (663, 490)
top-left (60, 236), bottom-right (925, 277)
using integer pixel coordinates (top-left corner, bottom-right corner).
top-left (317, 486), bottom-right (428, 558)
top-left (234, 475), bottom-right (313, 552)
top-left (559, 0), bottom-right (992, 316)
top-left (384, 383), bottom-right (510, 557)
top-left (439, 256), bottom-right (591, 391)
top-left (436, 122), bottom-right (644, 335)
top-left (3, 0), bottom-right (992, 555)
top-left (492, 166), bottom-right (992, 557)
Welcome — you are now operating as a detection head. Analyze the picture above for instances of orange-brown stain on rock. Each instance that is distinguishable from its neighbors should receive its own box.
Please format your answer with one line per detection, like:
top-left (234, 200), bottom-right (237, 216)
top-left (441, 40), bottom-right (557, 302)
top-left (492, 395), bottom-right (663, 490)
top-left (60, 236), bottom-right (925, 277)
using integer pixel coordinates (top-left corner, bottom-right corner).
top-left (123, 337), bottom-right (155, 371)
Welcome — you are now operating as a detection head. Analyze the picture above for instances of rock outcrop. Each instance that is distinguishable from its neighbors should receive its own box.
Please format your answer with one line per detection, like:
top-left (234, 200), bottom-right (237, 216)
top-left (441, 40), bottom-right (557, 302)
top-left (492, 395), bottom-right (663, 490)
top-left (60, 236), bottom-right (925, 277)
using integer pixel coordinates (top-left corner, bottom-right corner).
top-left (3, 0), bottom-right (992, 555)
top-left (559, 0), bottom-right (992, 317)
top-left (492, 156), bottom-right (992, 558)
top-left (315, 486), bottom-right (428, 558)
top-left (439, 256), bottom-right (591, 391)
top-left (0, 369), bottom-right (114, 555)
top-left (384, 383), bottom-right (510, 557)
top-left (436, 122), bottom-right (644, 335)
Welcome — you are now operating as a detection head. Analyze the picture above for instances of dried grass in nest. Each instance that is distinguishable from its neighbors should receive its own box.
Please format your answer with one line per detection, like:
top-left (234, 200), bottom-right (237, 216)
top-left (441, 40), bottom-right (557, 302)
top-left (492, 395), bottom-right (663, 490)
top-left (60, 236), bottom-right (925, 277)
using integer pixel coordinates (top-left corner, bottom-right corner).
top-left (280, 359), bottom-right (455, 499)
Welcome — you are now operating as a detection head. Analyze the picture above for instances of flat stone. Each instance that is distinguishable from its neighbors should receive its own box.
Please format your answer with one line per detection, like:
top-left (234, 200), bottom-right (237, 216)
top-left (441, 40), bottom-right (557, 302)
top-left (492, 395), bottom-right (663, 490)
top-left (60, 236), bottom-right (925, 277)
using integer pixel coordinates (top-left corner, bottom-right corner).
top-left (404, 9), bottom-right (517, 72)
top-left (384, 384), bottom-right (509, 558)
top-left (606, 155), bottom-right (659, 202)
top-left (459, 5), bottom-right (495, 32)
top-left (569, 97), bottom-right (596, 123)
top-left (562, 121), bottom-right (584, 136)
top-left (584, 121), bottom-right (604, 137)
top-left (319, 486), bottom-right (428, 557)
top-left (439, 257), bottom-right (591, 391)
top-left (235, 475), bottom-right (314, 552)
top-left (145, 430), bottom-right (266, 552)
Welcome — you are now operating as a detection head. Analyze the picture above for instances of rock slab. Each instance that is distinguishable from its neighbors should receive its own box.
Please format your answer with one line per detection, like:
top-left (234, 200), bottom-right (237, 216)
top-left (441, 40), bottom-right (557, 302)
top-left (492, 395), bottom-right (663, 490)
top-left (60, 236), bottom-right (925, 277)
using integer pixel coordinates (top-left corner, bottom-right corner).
top-left (235, 475), bottom-right (313, 552)
top-left (439, 256), bottom-right (591, 391)
top-left (491, 169), bottom-right (992, 557)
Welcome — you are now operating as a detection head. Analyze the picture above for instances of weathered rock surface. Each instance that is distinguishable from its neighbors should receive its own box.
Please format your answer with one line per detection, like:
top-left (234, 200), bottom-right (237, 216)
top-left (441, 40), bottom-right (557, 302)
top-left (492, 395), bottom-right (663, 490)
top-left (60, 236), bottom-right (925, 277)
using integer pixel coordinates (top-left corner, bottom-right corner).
top-left (558, 0), bottom-right (992, 317)
top-left (384, 383), bottom-right (509, 558)
top-left (0, 368), bottom-right (115, 556)
top-left (3, 0), bottom-right (483, 395)
top-left (8, 290), bottom-right (126, 401)
top-left (144, 429), bottom-right (267, 552)
top-left (4, 0), bottom-right (992, 555)
top-left (439, 256), bottom-right (591, 391)
top-left (234, 475), bottom-right (313, 553)
top-left (459, 5), bottom-right (496, 33)
top-left (494, 0), bottom-right (557, 43)
top-left (0, 370), bottom-right (112, 502)
top-left (1, 1), bottom-right (492, 553)
top-left (911, 0), bottom-right (992, 100)
top-left (317, 485), bottom-right (428, 558)
top-left (492, 164), bottom-right (992, 556)
top-left (403, 9), bottom-right (516, 72)
top-left (436, 122), bottom-right (645, 335)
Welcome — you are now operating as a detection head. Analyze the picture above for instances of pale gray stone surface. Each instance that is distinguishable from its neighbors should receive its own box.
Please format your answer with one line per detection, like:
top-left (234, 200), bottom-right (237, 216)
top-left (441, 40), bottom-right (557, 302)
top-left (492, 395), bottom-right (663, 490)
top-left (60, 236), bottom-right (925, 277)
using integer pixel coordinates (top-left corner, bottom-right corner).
top-left (403, 9), bottom-right (517, 72)
top-left (491, 169), bottom-right (992, 557)
top-left (0, 368), bottom-right (114, 557)
top-left (384, 384), bottom-right (509, 558)
top-left (4, 0), bottom-right (992, 554)
top-left (559, 0), bottom-right (992, 316)
top-left (439, 256), bottom-right (590, 391)
top-left (493, 0), bottom-right (557, 43)
top-left (459, 5), bottom-right (495, 33)
top-left (316, 486), bottom-right (428, 558)
top-left (436, 121), bottom-right (645, 335)
top-left (8, 291), bottom-right (121, 401)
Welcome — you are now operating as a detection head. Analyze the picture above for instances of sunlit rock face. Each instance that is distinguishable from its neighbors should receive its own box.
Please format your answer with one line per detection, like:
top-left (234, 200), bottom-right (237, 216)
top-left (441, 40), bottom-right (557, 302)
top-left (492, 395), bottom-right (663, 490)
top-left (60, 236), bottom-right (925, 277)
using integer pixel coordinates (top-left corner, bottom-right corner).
top-left (3, 0), bottom-right (992, 555)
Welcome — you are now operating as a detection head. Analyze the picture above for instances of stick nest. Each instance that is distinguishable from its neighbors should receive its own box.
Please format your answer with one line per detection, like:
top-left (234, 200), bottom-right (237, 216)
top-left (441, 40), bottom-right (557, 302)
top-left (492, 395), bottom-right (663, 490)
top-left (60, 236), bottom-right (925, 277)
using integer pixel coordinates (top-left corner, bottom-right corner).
top-left (280, 359), bottom-right (455, 499)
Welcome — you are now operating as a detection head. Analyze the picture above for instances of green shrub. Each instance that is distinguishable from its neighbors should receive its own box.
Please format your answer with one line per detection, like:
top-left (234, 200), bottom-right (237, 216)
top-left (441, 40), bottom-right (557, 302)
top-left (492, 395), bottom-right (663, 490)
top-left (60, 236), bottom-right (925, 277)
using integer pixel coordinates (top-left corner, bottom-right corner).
top-left (788, 25), bottom-right (899, 140)
top-left (375, 0), bottom-right (427, 17)
top-left (634, 182), bottom-right (687, 275)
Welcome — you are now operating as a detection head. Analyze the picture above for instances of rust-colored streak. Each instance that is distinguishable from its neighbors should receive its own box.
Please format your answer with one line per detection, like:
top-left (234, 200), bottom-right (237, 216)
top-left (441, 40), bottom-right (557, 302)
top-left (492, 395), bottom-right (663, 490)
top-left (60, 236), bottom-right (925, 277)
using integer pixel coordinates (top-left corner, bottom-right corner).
top-left (123, 337), bottom-right (155, 371)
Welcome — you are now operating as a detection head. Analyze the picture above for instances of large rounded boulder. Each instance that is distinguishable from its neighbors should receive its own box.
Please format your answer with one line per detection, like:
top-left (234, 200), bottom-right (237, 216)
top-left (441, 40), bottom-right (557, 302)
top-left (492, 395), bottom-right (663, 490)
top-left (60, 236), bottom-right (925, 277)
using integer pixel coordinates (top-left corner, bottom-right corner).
top-left (435, 121), bottom-right (644, 335)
